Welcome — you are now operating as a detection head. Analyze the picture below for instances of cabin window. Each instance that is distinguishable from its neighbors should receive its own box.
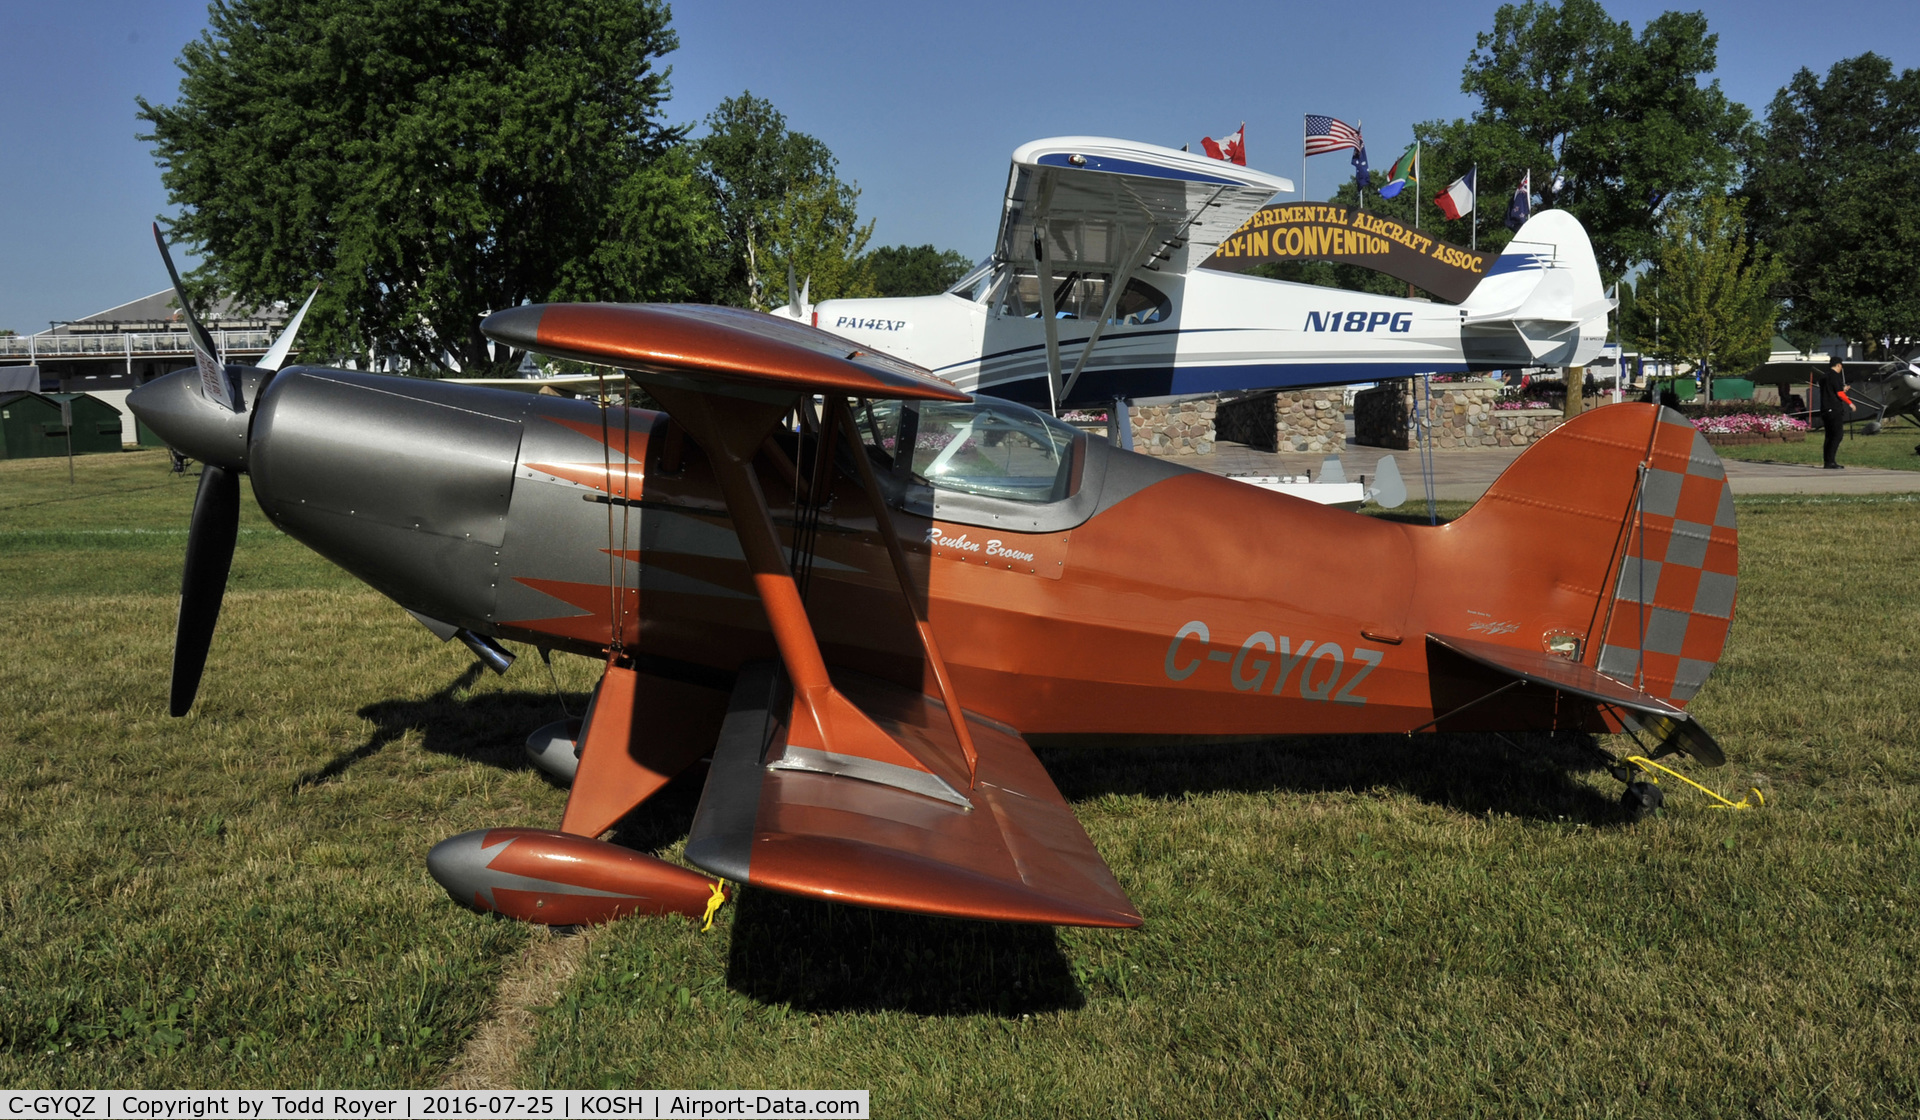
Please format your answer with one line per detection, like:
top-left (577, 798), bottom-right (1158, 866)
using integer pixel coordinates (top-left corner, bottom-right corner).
top-left (998, 273), bottom-right (1169, 325)
top-left (946, 259), bottom-right (997, 303)
top-left (902, 397), bottom-right (1078, 503)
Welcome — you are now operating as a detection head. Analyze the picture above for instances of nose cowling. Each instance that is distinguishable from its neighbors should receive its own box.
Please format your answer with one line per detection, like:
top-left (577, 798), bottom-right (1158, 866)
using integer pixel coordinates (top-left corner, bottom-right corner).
top-left (126, 365), bottom-right (272, 470)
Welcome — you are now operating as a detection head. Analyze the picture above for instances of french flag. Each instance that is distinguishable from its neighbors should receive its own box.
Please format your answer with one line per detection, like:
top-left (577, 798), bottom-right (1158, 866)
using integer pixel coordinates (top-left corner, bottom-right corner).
top-left (1434, 169), bottom-right (1476, 220)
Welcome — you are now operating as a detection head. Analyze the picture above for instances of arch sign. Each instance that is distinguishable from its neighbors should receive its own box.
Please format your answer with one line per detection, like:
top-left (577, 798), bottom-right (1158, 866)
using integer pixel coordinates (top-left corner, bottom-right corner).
top-left (1202, 203), bottom-right (1497, 304)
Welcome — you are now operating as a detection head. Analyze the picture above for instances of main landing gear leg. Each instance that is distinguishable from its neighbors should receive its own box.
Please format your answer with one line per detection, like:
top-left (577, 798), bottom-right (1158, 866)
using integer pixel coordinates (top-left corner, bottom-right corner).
top-left (1576, 736), bottom-right (1670, 822)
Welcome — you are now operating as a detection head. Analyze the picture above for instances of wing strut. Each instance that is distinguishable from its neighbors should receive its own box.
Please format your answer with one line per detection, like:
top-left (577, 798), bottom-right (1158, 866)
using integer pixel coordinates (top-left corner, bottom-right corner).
top-left (1060, 226), bottom-right (1165, 403)
top-left (644, 382), bottom-right (970, 808)
top-left (827, 396), bottom-right (979, 785)
top-left (1030, 174), bottom-right (1064, 415)
top-left (1036, 228), bottom-right (1063, 415)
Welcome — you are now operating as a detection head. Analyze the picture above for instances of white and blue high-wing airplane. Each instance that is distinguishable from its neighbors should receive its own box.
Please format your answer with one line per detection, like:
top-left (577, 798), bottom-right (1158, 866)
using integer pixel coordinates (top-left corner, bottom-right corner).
top-left (776, 137), bottom-right (1612, 410)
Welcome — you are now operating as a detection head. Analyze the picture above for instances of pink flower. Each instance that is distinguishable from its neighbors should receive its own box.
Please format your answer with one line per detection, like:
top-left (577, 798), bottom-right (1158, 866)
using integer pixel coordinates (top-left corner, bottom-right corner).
top-left (1690, 413), bottom-right (1809, 435)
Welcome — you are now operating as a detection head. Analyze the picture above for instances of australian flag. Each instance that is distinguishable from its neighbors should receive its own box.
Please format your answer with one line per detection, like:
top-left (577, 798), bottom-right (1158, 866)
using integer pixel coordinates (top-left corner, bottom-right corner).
top-left (1352, 145), bottom-right (1370, 190)
top-left (1504, 170), bottom-right (1531, 231)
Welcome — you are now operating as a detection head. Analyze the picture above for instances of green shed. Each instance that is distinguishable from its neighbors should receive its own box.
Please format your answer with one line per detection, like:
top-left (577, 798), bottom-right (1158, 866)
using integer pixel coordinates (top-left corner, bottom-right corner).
top-left (47, 394), bottom-right (126, 454)
top-left (0, 391), bottom-right (69, 459)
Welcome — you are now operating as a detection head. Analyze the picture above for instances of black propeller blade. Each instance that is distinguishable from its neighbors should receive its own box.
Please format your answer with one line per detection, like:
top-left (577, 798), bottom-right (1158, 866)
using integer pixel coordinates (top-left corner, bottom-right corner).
top-left (171, 464), bottom-right (240, 716)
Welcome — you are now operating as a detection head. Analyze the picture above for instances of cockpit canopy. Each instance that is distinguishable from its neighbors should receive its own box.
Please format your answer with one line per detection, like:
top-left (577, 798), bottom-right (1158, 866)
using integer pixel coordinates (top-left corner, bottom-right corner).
top-left (856, 394), bottom-right (1081, 505)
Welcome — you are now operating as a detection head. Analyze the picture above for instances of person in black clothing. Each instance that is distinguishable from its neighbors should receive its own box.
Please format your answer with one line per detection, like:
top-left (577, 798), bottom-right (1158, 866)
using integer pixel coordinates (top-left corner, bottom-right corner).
top-left (1820, 354), bottom-right (1851, 469)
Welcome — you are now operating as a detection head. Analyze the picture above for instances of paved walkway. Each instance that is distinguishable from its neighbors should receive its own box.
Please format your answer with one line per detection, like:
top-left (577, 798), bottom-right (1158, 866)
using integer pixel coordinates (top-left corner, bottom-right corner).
top-left (1188, 437), bottom-right (1920, 501)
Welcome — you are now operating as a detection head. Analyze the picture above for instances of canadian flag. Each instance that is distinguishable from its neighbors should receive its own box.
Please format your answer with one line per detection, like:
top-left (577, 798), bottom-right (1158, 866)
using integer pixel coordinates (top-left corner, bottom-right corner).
top-left (1201, 123), bottom-right (1246, 166)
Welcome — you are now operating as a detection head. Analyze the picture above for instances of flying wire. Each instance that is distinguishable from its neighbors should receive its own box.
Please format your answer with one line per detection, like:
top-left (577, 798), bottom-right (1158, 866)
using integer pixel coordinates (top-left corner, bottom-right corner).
top-left (618, 369), bottom-right (635, 653)
top-left (597, 370), bottom-right (620, 660)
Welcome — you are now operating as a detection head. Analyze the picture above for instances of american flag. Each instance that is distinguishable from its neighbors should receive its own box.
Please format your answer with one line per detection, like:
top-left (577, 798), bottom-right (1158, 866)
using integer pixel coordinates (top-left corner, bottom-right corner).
top-left (1304, 115), bottom-right (1361, 156)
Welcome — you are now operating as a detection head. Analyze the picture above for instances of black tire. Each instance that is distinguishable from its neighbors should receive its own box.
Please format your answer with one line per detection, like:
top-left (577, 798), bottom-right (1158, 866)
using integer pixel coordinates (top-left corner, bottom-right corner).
top-left (1622, 781), bottom-right (1664, 821)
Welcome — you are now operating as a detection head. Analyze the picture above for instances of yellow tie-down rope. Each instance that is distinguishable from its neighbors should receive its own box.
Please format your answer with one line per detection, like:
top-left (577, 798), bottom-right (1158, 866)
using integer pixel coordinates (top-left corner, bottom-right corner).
top-left (700, 878), bottom-right (730, 932)
top-left (1627, 756), bottom-right (1765, 810)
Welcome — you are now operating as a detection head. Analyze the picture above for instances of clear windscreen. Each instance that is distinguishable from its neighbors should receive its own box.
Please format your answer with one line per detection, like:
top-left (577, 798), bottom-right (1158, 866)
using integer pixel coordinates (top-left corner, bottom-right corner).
top-left (906, 398), bottom-right (1078, 503)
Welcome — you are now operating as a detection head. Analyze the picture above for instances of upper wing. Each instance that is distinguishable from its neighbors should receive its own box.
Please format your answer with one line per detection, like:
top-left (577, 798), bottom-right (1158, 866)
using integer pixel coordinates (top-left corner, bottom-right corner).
top-left (996, 136), bottom-right (1293, 276)
top-left (480, 302), bottom-right (968, 402)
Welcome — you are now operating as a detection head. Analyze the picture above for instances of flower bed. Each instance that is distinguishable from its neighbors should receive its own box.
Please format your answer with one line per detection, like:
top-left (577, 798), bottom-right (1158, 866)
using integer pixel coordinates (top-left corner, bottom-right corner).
top-left (1691, 412), bottom-right (1808, 445)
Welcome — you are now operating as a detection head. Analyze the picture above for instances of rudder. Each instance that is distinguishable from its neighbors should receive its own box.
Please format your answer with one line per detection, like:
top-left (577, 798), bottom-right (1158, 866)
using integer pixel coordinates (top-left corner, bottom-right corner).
top-left (1445, 403), bottom-right (1738, 709)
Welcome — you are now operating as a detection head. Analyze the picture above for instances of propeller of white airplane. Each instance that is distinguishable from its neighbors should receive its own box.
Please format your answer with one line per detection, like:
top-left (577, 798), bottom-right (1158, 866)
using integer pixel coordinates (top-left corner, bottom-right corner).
top-left (775, 263), bottom-right (812, 322)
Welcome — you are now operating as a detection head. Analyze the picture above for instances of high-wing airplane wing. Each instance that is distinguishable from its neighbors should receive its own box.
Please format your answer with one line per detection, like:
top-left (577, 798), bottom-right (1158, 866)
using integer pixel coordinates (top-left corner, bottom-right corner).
top-left (992, 137), bottom-right (1293, 408)
top-left (480, 301), bottom-right (1142, 927)
top-left (997, 137), bottom-right (1294, 276)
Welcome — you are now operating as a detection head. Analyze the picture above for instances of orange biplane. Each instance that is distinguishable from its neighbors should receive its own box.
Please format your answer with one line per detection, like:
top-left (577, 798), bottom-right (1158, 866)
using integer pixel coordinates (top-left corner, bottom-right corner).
top-left (131, 241), bottom-right (1737, 931)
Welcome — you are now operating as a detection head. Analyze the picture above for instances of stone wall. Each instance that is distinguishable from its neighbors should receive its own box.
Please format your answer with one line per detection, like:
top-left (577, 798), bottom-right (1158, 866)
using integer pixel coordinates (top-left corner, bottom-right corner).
top-left (1215, 389), bottom-right (1346, 454)
top-left (1355, 379), bottom-right (1565, 450)
top-left (1128, 398), bottom-right (1216, 457)
top-left (1354, 383), bottom-right (1415, 450)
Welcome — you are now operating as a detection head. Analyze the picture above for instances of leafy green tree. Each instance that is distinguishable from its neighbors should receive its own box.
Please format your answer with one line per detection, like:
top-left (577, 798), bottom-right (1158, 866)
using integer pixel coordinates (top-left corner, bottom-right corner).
top-left (1629, 194), bottom-right (1785, 391)
top-left (1741, 53), bottom-right (1920, 356)
top-left (863, 244), bottom-right (973, 298)
top-left (1415, 0), bottom-right (1750, 279)
top-left (759, 177), bottom-right (876, 303)
top-left (695, 92), bottom-right (840, 309)
top-left (138, 0), bottom-right (709, 376)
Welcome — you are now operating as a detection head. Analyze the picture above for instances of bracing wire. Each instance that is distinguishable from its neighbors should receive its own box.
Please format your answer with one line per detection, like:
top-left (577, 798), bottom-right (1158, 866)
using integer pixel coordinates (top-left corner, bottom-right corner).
top-left (789, 398), bottom-right (830, 599)
top-left (616, 369), bottom-right (636, 653)
top-left (596, 371), bottom-right (620, 659)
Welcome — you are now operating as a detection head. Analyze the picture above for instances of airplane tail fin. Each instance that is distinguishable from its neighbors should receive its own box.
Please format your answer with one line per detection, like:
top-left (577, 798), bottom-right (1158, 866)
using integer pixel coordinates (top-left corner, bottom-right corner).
top-left (1439, 403), bottom-right (1738, 716)
top-left (1457, 210), bottom-right (1611, 368)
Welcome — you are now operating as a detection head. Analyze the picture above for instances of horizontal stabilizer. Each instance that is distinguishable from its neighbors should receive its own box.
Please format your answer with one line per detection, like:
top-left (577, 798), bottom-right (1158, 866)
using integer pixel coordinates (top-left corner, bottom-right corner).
top-left (1426, 633), bottom-right (1723, 765)
top-left (686, 662), bottom-right (1141, 928)
top-left (1428, 633), bottom-right (1684, 719)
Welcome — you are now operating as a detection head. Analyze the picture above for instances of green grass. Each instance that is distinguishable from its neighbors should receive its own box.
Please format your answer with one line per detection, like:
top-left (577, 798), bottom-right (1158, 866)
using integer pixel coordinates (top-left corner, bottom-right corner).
top-left (1714, 424), bottom-right (1920, 471)
top-left (3, 450), bottom-right (1919, 1116)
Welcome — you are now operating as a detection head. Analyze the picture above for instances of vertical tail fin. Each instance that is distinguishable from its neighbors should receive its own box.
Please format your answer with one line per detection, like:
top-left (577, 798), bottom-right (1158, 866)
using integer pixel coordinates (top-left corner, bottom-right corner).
top-left (1442, 403), bottom-right (1737, 710)
top-left (1458, 210), bottom-right (1611, 368)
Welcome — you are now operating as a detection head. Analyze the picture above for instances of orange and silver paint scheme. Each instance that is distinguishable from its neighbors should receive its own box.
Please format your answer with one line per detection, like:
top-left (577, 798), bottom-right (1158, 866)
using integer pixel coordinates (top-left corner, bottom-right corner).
top-left (131, 301), bottom-right (1737, 931)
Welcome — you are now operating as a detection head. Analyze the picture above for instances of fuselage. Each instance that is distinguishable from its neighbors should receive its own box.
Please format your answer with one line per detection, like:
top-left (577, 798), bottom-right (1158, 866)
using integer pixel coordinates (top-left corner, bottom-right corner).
top-left (804, 266), bottom-right (1604, 408)
top-left (235, 367), bottom-right (1641, 741)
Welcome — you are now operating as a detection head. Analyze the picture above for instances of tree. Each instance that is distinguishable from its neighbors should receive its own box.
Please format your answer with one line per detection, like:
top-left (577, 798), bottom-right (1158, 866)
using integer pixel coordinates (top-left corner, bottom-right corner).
top-left (1629, 194), bottom-right (1785, 393)
top-left (138, 0), bottom-right (711, 376)
top-left (694, 93), bottom-right (839, 309)
top-left (1741, 53), bottom-right (1920, 356)
top-left (863, 244), bottom-right (973, 298)
top-left (758, 177), bottom-right (876, 304)
top-left (1416, 0), bottom-right (1750, 279)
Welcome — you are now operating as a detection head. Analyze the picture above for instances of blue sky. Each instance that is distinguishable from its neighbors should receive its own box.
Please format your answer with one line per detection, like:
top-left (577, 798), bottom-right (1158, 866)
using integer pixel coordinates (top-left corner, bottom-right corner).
top-left (1, 0), bottom-right (1913, 334)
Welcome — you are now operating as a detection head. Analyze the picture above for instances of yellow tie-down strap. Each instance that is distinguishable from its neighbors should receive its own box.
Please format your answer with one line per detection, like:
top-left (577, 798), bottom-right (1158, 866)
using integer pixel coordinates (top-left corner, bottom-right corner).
top-left (1628, 756), bottom-right (1765, 810)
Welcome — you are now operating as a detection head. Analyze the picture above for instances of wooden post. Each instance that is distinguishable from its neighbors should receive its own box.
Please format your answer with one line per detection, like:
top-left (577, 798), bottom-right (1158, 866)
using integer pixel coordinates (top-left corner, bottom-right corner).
top-left (1564, 365), bottom-right (1585, 419)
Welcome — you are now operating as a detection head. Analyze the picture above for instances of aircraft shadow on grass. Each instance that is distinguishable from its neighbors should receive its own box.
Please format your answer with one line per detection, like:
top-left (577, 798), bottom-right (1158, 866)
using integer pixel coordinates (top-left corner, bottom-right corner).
top-left (293, 662), bottom-right (1624, 1017)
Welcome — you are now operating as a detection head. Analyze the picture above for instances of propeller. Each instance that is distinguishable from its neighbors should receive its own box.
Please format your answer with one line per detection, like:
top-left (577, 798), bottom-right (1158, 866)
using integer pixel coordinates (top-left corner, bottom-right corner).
top-left (259, 288), bottom-right (318, 372)
top-left (775, 264), bottom-right (814, 322)
top-left (139, 224), bottom-right (316, 715)
top-left (172, 463), bottom-right (240, 715)
top-left (1366, 456), bottom-right (1407, 509)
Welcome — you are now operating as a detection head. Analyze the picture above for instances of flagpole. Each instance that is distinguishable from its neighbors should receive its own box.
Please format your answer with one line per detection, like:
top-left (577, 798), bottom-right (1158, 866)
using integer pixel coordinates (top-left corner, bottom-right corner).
top-left (1470, 163), bottom-right (1478, 251)
top-left (1413, 141), bottom-right (1420, 231)
top-left (1302, 116), bottom-right (1307, 200)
